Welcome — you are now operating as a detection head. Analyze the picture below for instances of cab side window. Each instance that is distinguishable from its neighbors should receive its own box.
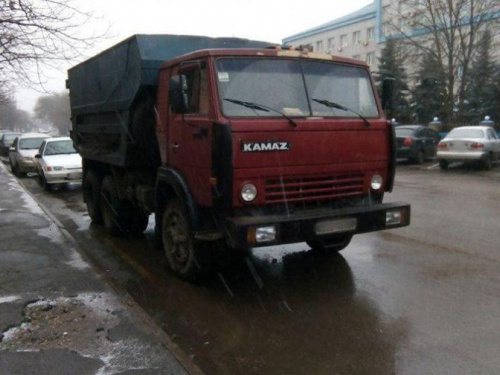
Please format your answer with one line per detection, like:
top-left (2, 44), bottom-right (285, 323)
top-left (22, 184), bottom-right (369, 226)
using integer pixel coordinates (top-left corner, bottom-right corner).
top-left (170, 61), bottom-right (208, 115)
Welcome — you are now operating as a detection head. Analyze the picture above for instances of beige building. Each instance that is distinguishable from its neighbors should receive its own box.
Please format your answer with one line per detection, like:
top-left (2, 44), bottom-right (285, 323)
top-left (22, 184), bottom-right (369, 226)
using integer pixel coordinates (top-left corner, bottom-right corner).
top-left (283, 1), bottom-right (384, 68)
top-left (283, 0), bottom-right (500, 71)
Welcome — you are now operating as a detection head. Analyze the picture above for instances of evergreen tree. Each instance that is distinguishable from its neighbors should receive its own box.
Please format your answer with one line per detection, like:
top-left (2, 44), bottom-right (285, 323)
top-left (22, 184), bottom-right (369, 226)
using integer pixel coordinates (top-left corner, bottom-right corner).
top-left (410, 53), bottom-right (446, 125)
top-left (376, 38), bottom-right (411, 123)
top-left (464, 30), bottom-right (498, 124)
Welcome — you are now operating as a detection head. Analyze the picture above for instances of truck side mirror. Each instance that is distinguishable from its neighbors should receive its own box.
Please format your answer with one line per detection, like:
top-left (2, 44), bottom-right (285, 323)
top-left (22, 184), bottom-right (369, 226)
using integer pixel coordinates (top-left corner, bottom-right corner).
top-left (169, 76), bottom-right (186, 114)
top-left (381, 77), bottom-right (395, 111)
top-left (180, 74), bottom-right (190, 112)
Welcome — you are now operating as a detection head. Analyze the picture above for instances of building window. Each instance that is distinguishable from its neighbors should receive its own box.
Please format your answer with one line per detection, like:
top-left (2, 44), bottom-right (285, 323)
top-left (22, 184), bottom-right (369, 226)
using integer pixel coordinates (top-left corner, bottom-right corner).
top-left (366, 52), bottom-right (375, 65)
top-left (316, 40), bottom-right (323, 52)
top-left (352, 31), bottom-right (361, 45)
top-left (340, 34), bottom-right (348, 48)
top-left (367, 27), bottom-right (375, 41)
top-left (327, 37), bottom-right (335, 52)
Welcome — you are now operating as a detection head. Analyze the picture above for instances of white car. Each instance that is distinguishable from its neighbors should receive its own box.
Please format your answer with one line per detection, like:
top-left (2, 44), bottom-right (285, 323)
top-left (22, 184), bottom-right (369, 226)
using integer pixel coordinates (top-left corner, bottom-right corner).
top-left (9, 133), bottom-right (50, 176)
top-left (437, 126), bottom-right (500, 170)
top-left (34, 137), bottom-right (82, 190)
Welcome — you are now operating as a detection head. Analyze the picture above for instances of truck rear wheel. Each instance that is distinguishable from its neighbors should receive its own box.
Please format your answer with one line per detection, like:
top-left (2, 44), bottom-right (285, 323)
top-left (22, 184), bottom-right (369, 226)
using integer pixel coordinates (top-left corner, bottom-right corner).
top-left (307, 234), bottom-right (353, 255)
top-left (100, 175), bottom-right (149, 236)
top-left (83, 170), bottom-right (103, 223)
top-left (162, 200), bottom-right (203, 281)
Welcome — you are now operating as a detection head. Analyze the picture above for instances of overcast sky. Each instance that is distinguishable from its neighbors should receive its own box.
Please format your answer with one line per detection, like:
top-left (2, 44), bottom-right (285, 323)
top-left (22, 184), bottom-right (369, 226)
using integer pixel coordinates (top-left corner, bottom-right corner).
top-left (15, 0), bottom-right (372, 113)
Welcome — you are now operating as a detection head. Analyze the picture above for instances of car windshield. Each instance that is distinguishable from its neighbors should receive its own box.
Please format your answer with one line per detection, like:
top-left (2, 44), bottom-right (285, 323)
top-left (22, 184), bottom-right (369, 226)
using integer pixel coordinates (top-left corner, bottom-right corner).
top-left (447, 128), bottom-right (484, 139)
top-left (19, 137), bottom-right (46, 150)
top-left (395, 129), bottom-right (415, 137)
top-left (4, 133), bottom-right (20, 142)
top-left (44, 140), bottom-right (76, 156)
top-left (216, 58), bottom-right (379, 118)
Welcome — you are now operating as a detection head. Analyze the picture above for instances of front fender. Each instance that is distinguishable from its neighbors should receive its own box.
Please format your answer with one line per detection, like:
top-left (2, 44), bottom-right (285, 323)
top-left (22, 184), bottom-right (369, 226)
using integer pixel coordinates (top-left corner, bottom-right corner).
top-left (156, 167), bottom-right (200, 231)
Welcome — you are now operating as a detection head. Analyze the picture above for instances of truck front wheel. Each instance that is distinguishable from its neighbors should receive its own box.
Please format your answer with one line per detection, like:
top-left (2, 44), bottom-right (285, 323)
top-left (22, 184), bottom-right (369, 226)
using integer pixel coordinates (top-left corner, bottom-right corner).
top-left (162, 200), bottom-right (202, 281)
top-left (83, 170), bottom-right (103, 223)
top-left (307, 234), bottom-right (353, 255)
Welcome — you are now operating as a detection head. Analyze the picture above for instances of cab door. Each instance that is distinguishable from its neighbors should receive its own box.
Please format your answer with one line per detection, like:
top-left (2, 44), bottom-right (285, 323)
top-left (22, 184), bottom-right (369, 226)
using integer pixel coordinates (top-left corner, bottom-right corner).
top-left (167, 60), bottom-right (214, 207)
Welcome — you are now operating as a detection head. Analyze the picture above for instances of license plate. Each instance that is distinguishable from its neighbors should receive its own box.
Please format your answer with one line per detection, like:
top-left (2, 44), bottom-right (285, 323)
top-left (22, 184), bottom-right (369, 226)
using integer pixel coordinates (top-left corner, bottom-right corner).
top-left (315, 218), bottom-right (357, 235)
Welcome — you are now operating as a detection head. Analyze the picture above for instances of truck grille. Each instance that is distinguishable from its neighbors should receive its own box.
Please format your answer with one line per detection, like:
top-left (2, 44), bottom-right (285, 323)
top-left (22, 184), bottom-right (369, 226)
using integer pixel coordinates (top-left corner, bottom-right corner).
top-left (265, 174), bottom-right (365, 203)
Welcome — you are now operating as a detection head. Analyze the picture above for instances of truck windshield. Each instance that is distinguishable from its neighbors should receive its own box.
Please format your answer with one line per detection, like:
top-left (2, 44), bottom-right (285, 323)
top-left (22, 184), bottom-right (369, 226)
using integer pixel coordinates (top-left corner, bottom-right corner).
top-left (216, 58), bottom-right (379, 119)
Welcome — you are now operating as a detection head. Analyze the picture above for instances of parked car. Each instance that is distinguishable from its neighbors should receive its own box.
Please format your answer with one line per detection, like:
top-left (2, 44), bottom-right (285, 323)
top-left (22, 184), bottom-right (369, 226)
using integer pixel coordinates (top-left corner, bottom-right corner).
top-left (34, 137), bottom-right (82, 190)
top-left (395, 125), bottom-right (441, 164)
top-left (9, 133), bottom-right (50, 176)
top-left (0, 131), bottom-right (22, 156)
top-left (437, 126), bottom-right (500, 170)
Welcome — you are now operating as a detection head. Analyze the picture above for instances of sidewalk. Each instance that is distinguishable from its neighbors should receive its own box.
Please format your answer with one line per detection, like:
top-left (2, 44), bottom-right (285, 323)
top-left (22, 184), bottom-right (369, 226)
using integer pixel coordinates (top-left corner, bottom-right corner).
top-left (0, 162), bottom-right (196, 375)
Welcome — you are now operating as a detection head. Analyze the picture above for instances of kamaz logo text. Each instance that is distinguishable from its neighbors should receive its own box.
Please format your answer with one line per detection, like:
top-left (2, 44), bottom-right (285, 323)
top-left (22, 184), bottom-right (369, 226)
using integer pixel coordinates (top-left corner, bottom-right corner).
top-left (241, 141), bottom-right (291, 152)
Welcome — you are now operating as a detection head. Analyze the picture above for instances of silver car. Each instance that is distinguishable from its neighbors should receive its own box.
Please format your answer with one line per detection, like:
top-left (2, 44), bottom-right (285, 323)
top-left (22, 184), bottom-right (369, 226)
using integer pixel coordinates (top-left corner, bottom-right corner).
top-left (437, 126), bottom-right (500, 170)
top-left (9, 133), bottom-right (50, 176)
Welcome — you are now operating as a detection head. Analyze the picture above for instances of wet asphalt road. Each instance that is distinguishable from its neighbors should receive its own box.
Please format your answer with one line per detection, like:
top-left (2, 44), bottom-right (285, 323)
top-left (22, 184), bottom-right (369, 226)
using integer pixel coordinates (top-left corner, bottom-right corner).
top-left (5, 159), bottom-right (500, 375)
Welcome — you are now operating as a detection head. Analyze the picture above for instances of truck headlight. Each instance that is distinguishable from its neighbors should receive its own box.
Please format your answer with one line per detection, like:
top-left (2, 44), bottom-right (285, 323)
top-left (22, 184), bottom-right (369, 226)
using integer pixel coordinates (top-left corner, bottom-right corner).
top-left (241, 183), bottom-right (257, 202)
top-left (371, 174), bottom-right (383, 190)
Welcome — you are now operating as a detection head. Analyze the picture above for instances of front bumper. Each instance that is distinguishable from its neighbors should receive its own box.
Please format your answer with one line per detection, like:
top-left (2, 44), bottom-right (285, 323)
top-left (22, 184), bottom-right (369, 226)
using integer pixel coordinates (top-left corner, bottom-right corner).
top-left (225, 202), bottom-right (411, 248)
top-left (18, 159), bottom-right (37, 173)
top-left (45, 169), bottom-right (83, 184)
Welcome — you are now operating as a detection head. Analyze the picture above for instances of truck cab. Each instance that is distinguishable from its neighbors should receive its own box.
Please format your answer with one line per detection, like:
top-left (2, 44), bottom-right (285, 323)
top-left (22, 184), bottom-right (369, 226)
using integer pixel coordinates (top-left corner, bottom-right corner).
top-left (154, 48), bottom-right (409, 278)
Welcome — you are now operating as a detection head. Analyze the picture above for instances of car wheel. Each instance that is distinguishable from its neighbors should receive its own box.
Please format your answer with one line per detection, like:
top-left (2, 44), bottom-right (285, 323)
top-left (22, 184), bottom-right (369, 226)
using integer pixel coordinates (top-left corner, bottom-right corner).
top-left (83, 170), bottom-right (103, 224)
top-left (14, 162), bottom-right (24, 177)
top-left (162, 200), bottom-right (204, 281)
top-left (40, 172), bottom-right (52, 191)
top-left (307, 234), bottom-right (353, 255)
top-left (416, 150), bottom-right (425, 164)
top-left (483, 154), bottom-right (493, 171)
top-left (439, 159), bottom-right (448, 170)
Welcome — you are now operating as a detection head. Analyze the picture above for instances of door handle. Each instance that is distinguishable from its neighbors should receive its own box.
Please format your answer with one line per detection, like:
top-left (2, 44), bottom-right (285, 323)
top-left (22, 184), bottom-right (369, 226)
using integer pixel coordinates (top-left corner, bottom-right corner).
top-left (170, 142), bottom-right (179, 149)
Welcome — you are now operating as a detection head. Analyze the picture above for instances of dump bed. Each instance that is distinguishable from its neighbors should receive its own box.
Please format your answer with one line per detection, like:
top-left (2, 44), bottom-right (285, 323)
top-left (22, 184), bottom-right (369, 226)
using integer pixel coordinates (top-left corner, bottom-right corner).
top-left (68, 34), bottom-right (272, 167)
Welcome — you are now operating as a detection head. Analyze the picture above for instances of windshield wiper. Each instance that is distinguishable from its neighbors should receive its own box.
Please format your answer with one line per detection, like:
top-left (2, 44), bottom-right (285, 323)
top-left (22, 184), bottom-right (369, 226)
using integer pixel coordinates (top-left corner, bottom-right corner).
top-left (312, 98), bottom-right (371, 128)
top-left (224, 98), bottom-right (298, 128)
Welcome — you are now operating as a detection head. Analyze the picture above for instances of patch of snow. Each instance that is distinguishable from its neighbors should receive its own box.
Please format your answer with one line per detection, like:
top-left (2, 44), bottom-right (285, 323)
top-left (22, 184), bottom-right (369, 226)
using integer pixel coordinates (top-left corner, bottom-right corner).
top-left (35, 222), bottom-right (66, 246)
top-left (0, 295), bottom-right (21, 304)
top-left (65, 248), bottom-right (90, 270)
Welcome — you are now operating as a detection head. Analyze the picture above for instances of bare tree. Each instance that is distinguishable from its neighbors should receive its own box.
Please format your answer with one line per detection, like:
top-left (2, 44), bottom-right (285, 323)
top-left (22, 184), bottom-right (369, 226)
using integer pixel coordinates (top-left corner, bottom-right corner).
top-left (385, 0), bottom-right (500, 123)
top-left (0, 0), bottom-right (102, 99)
top-left (0, 101), bottom-right (32, 131)
top-left (34, 91), bottom-right (70, 135)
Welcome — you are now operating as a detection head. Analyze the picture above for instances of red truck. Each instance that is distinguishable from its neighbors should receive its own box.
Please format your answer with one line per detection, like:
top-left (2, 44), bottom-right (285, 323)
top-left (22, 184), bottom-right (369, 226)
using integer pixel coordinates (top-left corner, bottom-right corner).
top-left (68, 35), bottom-right (410, 280)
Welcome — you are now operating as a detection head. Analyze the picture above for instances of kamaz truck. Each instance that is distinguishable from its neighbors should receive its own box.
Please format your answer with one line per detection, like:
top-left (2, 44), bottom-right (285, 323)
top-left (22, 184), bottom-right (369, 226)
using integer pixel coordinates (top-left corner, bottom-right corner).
top-left (68, 34), bottom-right (411, 280)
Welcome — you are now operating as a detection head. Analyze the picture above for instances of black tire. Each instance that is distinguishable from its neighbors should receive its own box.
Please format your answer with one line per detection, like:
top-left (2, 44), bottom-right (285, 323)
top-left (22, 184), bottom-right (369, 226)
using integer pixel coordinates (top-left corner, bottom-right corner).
top-left (439, 159), bottom-right (448, 170)
top-left (83, 170), bottom-right (103, 223)
top-left (11, 161), bottom-right (22, 177)
top-left (415, 150), bottom-right (425, 164)
top-left (307, 234), bottom-right (353, 255)
top-left (100, 175), bottom-right (123, 236)
top-left (121, 202), bottom-right (150, 236)
top-left (161, 200), bottom-right (203, 281)
top-left (483, 154), bottom-right (493, 171)
top-left (100, 175), bottom-right (149, 236)
top-left (40, 172), bottom-right (52, 191)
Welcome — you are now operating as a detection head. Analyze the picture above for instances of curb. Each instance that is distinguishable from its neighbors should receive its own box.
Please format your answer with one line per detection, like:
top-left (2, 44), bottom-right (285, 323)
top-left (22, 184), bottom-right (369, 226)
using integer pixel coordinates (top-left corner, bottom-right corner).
top-left (1, 160), bottom-right (204, 375)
